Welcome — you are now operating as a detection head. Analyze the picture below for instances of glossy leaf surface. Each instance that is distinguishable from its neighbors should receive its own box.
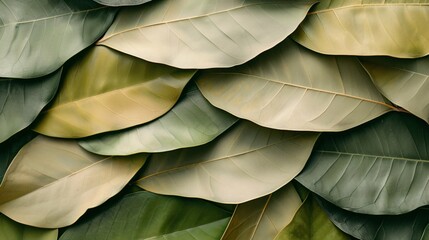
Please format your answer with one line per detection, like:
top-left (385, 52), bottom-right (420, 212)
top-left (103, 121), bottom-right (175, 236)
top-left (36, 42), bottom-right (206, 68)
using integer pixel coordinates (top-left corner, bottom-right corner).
top-left (0, 136), bottom-right (147, 228)
top-left (0, 0), bottom-right (116, 78)
top-left (296, 112), bottom-right (429, 214)
top-left (0, 214), bottom-right (58, 240)
top-left (319, 197), bottom-right (429, 240)
top-left (80, 84), bottom-right (237, 155)
top-left (98, 0), bottom-right (316, 68)
top-left (362, 57), bottom-right (429, 123)
top-left (34, 47), bottom-right (195, 138)
top-left (136, 121), bottom-right (319, 203)
top-left (60, 191), bottom-right (231, 240)
top-left (222, 184), bottom-right (302, 240)
top-left (292, 0), bottom-right (429, 58)
top-left (197, 39), bottom-right (395, 132)
top-left (0, 69), bottom-right (61, 143)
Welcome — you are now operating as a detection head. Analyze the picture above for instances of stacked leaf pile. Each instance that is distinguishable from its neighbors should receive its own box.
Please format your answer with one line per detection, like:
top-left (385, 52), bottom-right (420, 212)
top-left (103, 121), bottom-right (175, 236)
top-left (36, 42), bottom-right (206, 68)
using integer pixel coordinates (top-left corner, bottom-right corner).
top-left (1, 0), bottom-right (428, 239)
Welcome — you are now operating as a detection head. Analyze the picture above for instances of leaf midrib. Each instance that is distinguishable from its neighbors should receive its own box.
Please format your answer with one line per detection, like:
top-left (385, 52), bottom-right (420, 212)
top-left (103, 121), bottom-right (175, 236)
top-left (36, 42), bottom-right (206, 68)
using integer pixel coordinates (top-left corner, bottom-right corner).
top-left (316, 150), bottom-right (428, 163)
top-left (308, 3), bottom-right (429, 15)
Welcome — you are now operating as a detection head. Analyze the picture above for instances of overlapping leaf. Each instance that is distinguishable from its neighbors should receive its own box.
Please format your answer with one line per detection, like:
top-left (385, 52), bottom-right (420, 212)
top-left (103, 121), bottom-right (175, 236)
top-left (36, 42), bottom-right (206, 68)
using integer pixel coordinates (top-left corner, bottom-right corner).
top-left (136, 121), bottom-right (319, 203)
top-left (0, 69), bottom-right (61, 143)
top-left (33, 47), bottom-right (195, 138)
top-left (197, 39), bottom-right (396, 132)
top-left (80, 84), bottom-right (238, 155)
top-left (361, 57), bottom-right (429, 123)
top-left (222, 184), bottom-right (302, 240)
top-left (296, 112), bottom-right (429, 214)
top-left (274, 194), bottom-right (348, 240)
top-left (0, 214), bottom-right (57, 240)
top-left (292, 0), bottom-right (429, 58)
top-left (92, 0), bottom-right (152, 6)
top-left (0, 136), bottom-right (147, 228)
top-left (0, 0), bottom-right (117, 78)
top-left (97, 0), bottom-right (316, 69)
top-left (319, 197), bottom-right (429, 240)
top-left (59, 191), bottom-right (231, 240)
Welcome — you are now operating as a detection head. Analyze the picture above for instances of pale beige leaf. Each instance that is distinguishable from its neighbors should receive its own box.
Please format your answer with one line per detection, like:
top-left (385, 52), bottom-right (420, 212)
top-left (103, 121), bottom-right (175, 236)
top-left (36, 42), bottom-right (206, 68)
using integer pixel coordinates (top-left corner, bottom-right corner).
top-left (136, 121), bottom-right (319, 203)
top-left (0, 136), bottom-right (147, 228)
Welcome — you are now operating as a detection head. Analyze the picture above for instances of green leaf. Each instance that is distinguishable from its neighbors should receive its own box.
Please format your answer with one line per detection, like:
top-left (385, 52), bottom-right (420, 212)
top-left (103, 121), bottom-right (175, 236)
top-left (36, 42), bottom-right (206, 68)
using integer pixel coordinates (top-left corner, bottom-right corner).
top-left (136, 121), bottom-right (319, 203)
top-left (274, 194), bottom-right (349, 240)
top-left (197, 39), bottom-right (396, 132)
top-left (296, 112), bottom-right (429, 214)
top-left (0, 214), bottom-right (58, 240)
top-left (222, 184), bottom-right (302, 240)
top-left (79, 84), bottom-right (238, 155)
top-left (0, 69), bottom-right (61, 143)
top-left (33, 46), bottom-right (195, 138)
top-left (92, 0), bottom-right (152, 6)
top-left (318, 196), bottom-right (429, 240)
top-left (292, 0), bottom-right (429, 58)
top-left (59, 191), bottom-right (231, 240)
top-left (97, 0), bottom-right (316, 69)
top-left (361, 57), bottom-right (429, 123)
top-left (0, 0), bottom-right (117, 78)
top-left (0, 136), bottom-right (147, 228)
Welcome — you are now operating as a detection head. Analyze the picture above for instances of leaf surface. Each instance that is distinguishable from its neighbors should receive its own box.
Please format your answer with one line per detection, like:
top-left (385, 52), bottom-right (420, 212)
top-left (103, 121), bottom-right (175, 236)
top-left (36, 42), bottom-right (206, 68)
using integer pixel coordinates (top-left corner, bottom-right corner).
top-left (98, 0), bottom-right (316, 68)
top-left (136, 121), bottom-right (319, 203)
top-left (0, 136), bottom-right (147, 228)
top-left (296, 112), bottom-right (429, 214)
top-left (292, 0), bottom-right (429, 58)
top-left (0, 69), bottom-right (61, 143)
top-left (92, 0), bottom-right (152, 6)
top-left (33, 46), bottom-right (195, 138)
top-left (361, 57), bottom-right (429, 123)
top-left (80, 84), bottom-right (238, 155)
top-left (0, 214), bottom-right (57, 240)
top-left (59, 191), bottom-right (230, 240)
top-left (197, 39), bottom-right (395, 132)
top-left (222, 184), bottom-right (302, 240)
top-left (0, 0), bottom-right (116, 78)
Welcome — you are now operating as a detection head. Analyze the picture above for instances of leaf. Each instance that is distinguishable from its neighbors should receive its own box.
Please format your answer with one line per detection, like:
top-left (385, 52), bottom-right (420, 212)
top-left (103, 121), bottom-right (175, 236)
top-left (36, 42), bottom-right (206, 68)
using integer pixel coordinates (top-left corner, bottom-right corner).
top-left (136, 121), bottom-right (319, 203)
top-left (196, 39), bottom-right (396, 132)
top-left (79, 84), bottom-right (238, 155)
top-left (97, 0), bottom-right (316, 69)
top-left (0, 0), bottom-right (117, 78)
top-left (0, 136), bottom-right (147, 228)
top-left (318, 196), bottom-right (429, 240)
top-left (33, 46), bottom-right (195, 138)
top-left (0, 130), bottom-right (36, 182)
top-left (0, 213), bottom-right (58, 240)
top-left (92, 0), bottom-right (152, 6)
top-left (59, 191), bottom-right (231, 240)
top-left (0, 69), bottom-right (61, 143)
top-left (274, 194), bottom-right (349, 240)
top-left (296, 112), bottom-right (429, 215)
top-left (221, 184), bottom-right (302, 240)
top-left (361, 57), bottom-right (429, 123)
top-left (292, 0), bottom-right (429, 58)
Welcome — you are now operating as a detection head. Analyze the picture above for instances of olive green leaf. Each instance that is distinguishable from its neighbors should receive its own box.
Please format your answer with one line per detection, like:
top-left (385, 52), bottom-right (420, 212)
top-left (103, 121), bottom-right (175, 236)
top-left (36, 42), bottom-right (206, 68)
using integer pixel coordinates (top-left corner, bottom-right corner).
top-left (0, 0), bottom-right (117, 78)
top-left (92, 0), bottom-right (152, 6)
top-left (319, 196), bottom-right (429, 240)
top-left (0, 214), bottom-right (58, 240)
top-left (59, 191), bottom-right (231, 240)
top-left (33, 46), bottom-right (195, 138)
top-left (197, 39), bottom-right (396, 132)
top-left (296, 112), bottom-right (429, 214)
top-left (97, 0), bottom-right (316, 69)
top-left (361, 57), bottom-right (429, 123)
top-left (0, 136), bottom-right (147, 228)
top-left (274, 194), bottom-right (348, 240)
top-left (292, 0), bottom-right (429, 58)
top-left (79, 84), bottom-right (238, 155)
top-left (222, 184), bottom-right (302, 240)
top-left (0, 69), bottom-right (61, 143)
top-left (136, 121), bottom-right (319, 203)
